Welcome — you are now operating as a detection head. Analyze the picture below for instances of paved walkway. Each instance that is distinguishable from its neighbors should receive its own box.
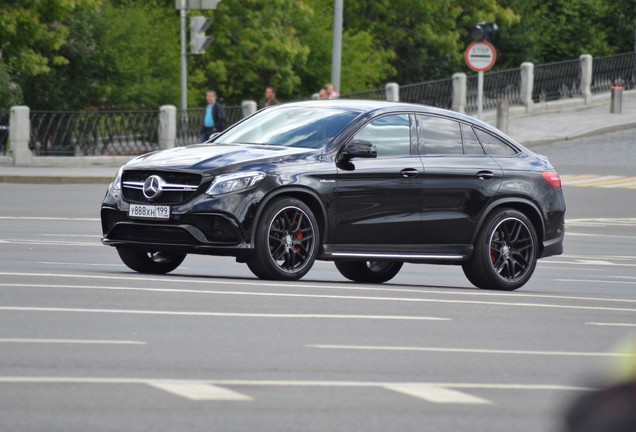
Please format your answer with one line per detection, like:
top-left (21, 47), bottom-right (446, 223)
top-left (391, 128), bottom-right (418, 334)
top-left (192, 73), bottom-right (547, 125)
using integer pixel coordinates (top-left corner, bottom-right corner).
top-left (1, 91), bottom-right (635, 184)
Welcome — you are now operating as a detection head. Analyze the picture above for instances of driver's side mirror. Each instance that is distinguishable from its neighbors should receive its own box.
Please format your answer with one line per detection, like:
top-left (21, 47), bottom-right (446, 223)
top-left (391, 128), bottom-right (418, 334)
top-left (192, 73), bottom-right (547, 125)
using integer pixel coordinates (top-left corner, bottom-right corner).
top-left (341, 139), bottom-right (377, 160)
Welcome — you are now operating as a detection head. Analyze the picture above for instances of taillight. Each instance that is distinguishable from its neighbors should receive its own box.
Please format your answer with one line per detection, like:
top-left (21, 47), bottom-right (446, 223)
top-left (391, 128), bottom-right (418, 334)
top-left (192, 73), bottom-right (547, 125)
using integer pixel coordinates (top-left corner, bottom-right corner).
top-left (542, 170), bottom-right (561, 188)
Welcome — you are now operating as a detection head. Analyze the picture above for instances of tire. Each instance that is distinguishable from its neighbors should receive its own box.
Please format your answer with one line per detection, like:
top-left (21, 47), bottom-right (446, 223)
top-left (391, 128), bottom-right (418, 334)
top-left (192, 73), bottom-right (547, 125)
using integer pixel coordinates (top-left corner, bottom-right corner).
top-left (335, 260), bottom-right (403, 283)
top-left (247, 197), bottom-right (319, 281)
top-left (462, 208), bottom-right (538, 291)
top-left (117, 247), bottom-right (186, 274)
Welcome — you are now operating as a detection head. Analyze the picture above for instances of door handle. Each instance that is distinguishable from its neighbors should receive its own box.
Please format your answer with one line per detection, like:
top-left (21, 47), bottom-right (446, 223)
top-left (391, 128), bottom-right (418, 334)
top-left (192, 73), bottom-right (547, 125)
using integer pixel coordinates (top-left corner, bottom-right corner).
top-left (400, 168), bottom-right (419, 178)
top-left (477, 170), bottom-right (494, 180)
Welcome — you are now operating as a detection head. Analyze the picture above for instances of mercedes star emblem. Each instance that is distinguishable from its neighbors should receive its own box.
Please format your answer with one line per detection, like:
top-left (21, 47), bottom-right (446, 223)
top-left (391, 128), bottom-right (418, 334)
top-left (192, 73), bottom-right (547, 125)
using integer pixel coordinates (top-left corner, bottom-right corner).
top-left (143, 175), bottom-right (163, 199)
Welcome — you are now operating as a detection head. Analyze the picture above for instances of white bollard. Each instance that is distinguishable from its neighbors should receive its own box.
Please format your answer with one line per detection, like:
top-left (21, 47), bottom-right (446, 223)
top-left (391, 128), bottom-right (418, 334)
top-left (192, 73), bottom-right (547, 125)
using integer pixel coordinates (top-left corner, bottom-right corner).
top-left (242, 100), bottom-right (257, 118)
top-left (385, 82), bottom-right (399, 102)
top-left (520, 62), bottom-right (534, 113)
top-left (580, 54), bottom-right (593, 105)
top-left (452, 73), bottom-right (467, 113)
top-left (158, 105), bottom-right (177, 150)
top-left (9, 105), bottom-right (31, 166)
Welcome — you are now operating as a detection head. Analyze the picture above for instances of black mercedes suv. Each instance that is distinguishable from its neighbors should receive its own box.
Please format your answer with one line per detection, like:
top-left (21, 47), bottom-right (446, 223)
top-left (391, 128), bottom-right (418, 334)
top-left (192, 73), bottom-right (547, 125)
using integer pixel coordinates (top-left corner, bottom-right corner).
top-left (101, 100), bottom-right (565, 291)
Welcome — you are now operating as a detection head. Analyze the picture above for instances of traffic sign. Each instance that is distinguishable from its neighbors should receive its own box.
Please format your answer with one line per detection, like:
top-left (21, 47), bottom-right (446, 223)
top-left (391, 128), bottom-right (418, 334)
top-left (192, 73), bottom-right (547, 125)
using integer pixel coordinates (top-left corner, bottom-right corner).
top-left (465, 41), bottom-right (496, 72)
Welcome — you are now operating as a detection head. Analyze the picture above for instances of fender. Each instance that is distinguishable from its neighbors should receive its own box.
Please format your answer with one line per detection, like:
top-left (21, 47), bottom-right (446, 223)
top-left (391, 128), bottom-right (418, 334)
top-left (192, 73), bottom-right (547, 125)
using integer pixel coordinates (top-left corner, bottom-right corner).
top-left (249, 186), bottom-right (330, 246)
top-left (472, 197), bottom-right (546, 244)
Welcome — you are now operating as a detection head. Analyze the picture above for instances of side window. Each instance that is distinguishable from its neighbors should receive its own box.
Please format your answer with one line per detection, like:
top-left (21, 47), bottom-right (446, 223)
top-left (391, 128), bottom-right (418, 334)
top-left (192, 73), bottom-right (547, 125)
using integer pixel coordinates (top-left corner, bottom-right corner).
top-left (475, 129), bottom-right (517, 156)
top-left (461, 123), bottom-right (486, 155)
top-left (418, 116), bottom-right (463, 155)
top-left (353, 114), bottom-right (411, 157)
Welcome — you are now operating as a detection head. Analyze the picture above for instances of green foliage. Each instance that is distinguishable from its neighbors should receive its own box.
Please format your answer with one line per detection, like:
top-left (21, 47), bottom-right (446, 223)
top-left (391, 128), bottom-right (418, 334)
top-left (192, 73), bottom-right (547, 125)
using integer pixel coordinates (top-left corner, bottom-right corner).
top-left (0, 60), bottom-right (23, 109)
top-left (97, 2), bottom-right (182, 109)
top-left (0, 0), bottom-right (100, 79)
top-left (0, 0), bottom-right (632, 110)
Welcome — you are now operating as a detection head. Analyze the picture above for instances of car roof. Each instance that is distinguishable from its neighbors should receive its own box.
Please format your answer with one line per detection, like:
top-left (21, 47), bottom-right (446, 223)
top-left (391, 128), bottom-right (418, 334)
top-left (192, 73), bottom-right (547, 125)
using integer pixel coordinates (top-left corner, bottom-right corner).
top-left (273, 99), bottom-right (523, 149)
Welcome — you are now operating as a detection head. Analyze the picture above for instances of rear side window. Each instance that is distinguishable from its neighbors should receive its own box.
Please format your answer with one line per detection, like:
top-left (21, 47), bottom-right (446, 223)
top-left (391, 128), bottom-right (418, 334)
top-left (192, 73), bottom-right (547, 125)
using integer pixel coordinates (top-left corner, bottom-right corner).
top-left (353, 114), bottom-right (411, 157)
top-left (418, 116), bottom-right (463, 155)
top-left (461, 123), bottom-right (486, 155)
top-left (475, 129), bottom-right (517, 156)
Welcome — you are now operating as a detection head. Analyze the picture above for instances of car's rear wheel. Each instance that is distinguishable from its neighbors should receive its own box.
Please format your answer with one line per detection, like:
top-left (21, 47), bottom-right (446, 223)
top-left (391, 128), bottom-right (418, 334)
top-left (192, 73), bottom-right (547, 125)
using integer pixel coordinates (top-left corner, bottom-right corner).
top-left (247, 197), bottom-right (319, 281)
top-left (117, 247), bottom-right (186, 274)
top-left (463, 208), bottom-right (538, 291)
top-left (335, 260), bottom-right (403, 283)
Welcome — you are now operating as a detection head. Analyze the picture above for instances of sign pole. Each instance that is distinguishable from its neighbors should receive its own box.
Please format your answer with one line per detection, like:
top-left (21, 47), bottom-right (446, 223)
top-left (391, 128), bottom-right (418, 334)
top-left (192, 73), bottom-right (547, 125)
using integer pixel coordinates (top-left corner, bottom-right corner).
top-left (477, 70), bottom-right (484, 119)
top-left (465, 41), bottom-right (496, 120)
top-left (180, 0), bottom-right (187, 111)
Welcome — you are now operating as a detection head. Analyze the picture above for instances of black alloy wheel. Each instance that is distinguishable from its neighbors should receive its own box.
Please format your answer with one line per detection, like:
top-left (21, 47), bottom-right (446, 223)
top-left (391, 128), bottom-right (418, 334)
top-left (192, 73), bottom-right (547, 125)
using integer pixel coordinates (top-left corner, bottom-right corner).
top-left (117, 248), bottom-right (186, 274)
top-left (463, 208), bottom-right (538, 291)
top-left (247, 197), bottom-right (319, 280)
top-left (335, 260), bottom-right (403, 283)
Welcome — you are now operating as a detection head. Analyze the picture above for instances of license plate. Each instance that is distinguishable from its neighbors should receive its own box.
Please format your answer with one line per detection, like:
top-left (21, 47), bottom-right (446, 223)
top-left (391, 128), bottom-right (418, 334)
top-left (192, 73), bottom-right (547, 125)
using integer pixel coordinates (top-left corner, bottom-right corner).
top-left (128, 204), bottom-right (171, 220)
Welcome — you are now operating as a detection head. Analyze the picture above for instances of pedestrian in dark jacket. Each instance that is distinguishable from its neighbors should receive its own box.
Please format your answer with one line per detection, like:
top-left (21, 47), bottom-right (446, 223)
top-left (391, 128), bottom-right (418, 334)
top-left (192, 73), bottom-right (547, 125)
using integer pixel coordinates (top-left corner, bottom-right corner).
top-left (199, 90), bottom-right (226, 142)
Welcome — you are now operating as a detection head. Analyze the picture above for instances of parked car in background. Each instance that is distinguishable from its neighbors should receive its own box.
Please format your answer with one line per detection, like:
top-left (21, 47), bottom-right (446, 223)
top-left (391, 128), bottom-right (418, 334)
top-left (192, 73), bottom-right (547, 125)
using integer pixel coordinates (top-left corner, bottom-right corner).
top-left (101, 100), bottom-right (565, 291)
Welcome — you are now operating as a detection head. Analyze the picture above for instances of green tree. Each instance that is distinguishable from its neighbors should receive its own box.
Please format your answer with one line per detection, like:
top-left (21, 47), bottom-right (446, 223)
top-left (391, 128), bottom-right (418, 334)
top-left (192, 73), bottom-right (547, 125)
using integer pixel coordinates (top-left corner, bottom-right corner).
top-left (342, 0), bottom-right (518, 84)
top-left (97, 2), bottom-right (183, 109)
top-left (0, 0), bottom-right (100, 79)
top-left (497, 0), bottom-right (615, 67)
top-left (0, 60), bottom-right (23, 109)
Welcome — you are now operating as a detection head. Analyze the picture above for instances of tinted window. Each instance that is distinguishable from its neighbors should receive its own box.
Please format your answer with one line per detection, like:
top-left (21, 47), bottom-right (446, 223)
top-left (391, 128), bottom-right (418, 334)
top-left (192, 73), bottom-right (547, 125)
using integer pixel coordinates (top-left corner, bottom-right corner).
top-left (353, 114), bottom-right (411, 157)
top-left (217, 107), bottom-right (359, 148)
top-left (461, 123), bottom-right (486, 155)
top-left (418, 116), bottom-right (463, 155)
top-left (475, 129), bottom-right (517, 156)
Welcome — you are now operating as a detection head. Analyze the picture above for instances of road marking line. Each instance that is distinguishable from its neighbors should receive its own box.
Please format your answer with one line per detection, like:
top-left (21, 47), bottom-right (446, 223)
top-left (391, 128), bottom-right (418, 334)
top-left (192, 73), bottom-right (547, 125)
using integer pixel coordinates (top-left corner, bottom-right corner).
top-left (3, 283), bottom-right (636, 313)
top-left (0, 338), bottom-right (145, 345)
top-left (560, 175), bottom-right (596, 181)
top-left (149, 382), bottom-right (252, 401)
top-left (0, 239), bottom-right (100, 247)
top-left (40, 234), bottom-right (101, 238)
top-left (579, 176), bottom-right (636, 187)
top-left (586, 322), bottom-right (636, 327)
top-left (0, 307), bottom-right (446, 321)
top-left (385, 385), bottom-right (490, 404)
top-left (556, 279), bottom-right (636, 285)
top-left (562, 175), bottom-right (622, 186)
top-left (2, 272), bottom-right (636, 306)
top-left (306, 344), bottom-right (634, 357)
top-left (0, 216), bottom-right (99, 221)
top-left (0, 377), bottom-right (592, 391)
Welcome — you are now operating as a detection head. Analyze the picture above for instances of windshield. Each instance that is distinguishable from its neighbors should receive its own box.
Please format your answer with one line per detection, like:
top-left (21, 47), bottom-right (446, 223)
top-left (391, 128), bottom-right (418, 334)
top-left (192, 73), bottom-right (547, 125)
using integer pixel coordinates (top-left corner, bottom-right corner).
top-left (217, 106), bottom-right (360, 149)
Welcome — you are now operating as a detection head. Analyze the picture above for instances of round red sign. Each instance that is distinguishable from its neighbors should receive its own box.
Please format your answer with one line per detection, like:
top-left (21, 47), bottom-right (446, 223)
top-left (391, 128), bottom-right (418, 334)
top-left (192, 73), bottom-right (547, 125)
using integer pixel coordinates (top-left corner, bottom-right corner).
top-left (465, 41), bottom-right (497, 72)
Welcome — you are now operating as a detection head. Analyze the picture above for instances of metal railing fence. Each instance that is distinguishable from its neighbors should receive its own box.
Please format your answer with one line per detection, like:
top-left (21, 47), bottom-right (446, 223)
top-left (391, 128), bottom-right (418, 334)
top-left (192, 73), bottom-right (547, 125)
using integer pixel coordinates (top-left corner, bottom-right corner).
top-left (339, 88), bottom-right (385, 100)
top-left (400, 78), bottom-right (453, 109)
top-left (29, 110), bottom-right (160, 156)
top-left (533, 58), bottom-right (581, 102)
top-left (592, 52), bottom-right (636, 93)
top-left (0, 110), bottom-right (8, 155)
top-left (466, 67), bottom-right (521, 112)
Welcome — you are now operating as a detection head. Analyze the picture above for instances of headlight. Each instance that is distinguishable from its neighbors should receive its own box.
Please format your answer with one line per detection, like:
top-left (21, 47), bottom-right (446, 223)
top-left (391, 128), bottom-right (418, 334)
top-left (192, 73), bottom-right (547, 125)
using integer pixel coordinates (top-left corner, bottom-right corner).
top-left (111, 166), bottom-right (124, 191)
top-left (206, 171), bottom-right (266, 196)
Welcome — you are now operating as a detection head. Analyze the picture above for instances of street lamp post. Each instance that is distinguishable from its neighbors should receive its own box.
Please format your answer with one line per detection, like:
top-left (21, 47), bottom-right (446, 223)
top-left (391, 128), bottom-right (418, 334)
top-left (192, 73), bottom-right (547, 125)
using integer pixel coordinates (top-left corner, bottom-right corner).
top-left (331, 0), bottom-right (343, 93)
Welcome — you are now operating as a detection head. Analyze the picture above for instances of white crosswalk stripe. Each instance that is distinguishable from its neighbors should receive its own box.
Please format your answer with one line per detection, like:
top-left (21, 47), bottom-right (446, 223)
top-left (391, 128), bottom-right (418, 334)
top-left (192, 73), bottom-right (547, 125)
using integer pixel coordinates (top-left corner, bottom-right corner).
top-left (561, 175), bottom-right (636, 189)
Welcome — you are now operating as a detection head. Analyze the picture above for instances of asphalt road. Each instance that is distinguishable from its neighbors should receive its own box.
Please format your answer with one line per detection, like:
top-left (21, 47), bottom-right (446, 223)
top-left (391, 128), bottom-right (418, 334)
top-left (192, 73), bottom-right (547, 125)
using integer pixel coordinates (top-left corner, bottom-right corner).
top-left (1, 133), bottom-right (635, 432)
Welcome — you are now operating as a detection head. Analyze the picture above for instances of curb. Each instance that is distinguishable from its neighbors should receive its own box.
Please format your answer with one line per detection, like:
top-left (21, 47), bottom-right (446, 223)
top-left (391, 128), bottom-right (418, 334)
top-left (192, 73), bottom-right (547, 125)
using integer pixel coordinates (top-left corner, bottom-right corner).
top-left (0, 176), bottom-right (113, 184)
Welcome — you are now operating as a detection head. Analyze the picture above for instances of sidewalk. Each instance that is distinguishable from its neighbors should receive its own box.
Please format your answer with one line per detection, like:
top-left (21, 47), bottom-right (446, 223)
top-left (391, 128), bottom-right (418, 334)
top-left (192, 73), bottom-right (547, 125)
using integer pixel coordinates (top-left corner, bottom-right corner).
top-left (504, 90), bottom-right (636, 147)
top-left (1, 91), bottom-right (635, 184)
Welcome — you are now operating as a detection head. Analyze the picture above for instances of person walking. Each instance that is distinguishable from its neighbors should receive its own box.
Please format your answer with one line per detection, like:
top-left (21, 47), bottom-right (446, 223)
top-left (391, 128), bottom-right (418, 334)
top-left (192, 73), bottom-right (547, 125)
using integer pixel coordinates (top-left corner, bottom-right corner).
top-left (263, 86), bottom-right (280, 107)
top-left (199, 90), bottom-right (226, 142)
top-left (326, 83), bottom-right (340, 99)
top-left (318, 88), bottom-right (329, 100)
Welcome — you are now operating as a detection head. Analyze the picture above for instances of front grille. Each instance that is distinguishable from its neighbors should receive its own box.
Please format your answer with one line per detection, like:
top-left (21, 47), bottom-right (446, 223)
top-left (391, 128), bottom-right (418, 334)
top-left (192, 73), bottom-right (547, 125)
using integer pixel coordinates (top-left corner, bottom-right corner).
top-left (122, 170), bottom-right (202, 204)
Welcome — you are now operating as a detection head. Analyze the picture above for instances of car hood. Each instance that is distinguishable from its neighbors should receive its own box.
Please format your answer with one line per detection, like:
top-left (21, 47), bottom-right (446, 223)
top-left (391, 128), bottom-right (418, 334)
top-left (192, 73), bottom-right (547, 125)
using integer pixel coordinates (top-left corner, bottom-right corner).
top-left (124, 143), bottom-right (315, 172)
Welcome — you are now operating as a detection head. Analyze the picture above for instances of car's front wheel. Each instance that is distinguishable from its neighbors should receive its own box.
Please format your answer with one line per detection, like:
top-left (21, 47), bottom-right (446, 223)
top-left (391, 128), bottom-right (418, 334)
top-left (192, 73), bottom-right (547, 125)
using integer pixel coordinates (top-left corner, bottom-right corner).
top-left (247, 197), bottom-right (319, 281)
top-left (117, 248), bottom-right (186, 274)
top-left (463, 208), bottom-right (538, 291)
top-left (335, 261), bottom-right (403, 283)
